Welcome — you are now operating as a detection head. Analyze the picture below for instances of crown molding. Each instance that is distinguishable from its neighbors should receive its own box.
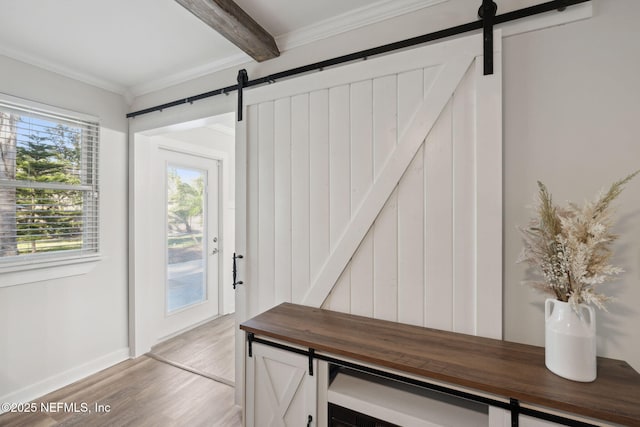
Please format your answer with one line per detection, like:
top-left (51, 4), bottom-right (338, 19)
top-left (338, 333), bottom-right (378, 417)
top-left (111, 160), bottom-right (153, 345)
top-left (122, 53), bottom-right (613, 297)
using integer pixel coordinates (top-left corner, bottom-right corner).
top-left (1, 0), bottom-right (592, 106)
top-left (130, 0), bottom-right (590, 98)
top-left (132, 0), bottom-right (449, 97)
top-left (275, 0), bottom-right (449, 51)
top-left (0, 43), bottom-right (249, 102)
top-left (129, 52), bottom-right (250, 97)
top-left (1, 0), bottom-right (448, 102)
top-left (0, 46), bottom-right (128, 97)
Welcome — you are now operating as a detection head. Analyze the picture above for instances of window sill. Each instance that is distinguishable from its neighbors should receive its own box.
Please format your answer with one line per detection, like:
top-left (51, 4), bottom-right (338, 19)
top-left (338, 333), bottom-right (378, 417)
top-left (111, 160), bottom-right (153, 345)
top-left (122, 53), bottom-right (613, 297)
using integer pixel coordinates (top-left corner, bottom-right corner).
top-left (0, 254), bottom-right (102, 288)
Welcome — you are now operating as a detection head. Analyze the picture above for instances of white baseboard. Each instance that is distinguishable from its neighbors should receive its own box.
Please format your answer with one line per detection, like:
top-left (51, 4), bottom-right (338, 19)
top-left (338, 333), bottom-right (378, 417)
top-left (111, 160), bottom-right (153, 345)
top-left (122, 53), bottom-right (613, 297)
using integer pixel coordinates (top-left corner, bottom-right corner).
top-left (0, 347), bottom-right (130, 413)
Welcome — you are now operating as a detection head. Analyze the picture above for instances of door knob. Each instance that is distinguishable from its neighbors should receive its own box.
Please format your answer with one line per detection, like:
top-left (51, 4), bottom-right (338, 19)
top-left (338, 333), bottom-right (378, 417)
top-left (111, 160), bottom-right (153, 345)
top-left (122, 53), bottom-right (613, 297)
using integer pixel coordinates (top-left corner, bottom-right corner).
top-left (211, 237), bottom-right (219, 255)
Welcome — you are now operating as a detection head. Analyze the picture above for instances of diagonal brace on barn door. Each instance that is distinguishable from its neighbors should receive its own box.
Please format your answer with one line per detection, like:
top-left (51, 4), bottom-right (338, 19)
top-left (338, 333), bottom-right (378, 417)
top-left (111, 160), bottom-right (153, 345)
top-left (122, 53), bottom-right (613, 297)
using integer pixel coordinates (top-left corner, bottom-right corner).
top-left (301, 53), bottom-right (475, 308)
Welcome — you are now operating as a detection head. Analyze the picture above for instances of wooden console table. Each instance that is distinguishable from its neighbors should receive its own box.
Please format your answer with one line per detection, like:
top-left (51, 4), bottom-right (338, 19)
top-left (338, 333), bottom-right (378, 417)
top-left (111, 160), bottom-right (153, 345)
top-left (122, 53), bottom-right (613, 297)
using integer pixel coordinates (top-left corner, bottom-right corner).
top-left (240, 303), bottom-right (640, 426)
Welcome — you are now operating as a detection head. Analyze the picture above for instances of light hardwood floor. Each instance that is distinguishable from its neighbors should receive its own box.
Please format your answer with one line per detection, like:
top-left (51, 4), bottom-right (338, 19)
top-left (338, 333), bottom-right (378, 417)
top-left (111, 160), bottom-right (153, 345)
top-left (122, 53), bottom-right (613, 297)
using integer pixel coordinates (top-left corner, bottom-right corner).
top-left (0, 315), bottom-right (241, 427)
top-left (150, 314), bottom-right (235, 385)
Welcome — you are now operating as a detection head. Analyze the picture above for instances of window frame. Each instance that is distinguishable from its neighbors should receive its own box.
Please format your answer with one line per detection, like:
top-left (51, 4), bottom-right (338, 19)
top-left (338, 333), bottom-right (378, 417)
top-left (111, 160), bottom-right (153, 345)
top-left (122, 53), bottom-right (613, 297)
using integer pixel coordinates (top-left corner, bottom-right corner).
top-left (0, 93), bottom-right (101, 285)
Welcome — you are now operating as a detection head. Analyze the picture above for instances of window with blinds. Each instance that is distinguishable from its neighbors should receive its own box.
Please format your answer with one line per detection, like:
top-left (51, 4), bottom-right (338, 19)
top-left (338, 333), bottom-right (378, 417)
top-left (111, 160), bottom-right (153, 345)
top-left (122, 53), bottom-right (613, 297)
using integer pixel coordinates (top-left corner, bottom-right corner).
top-left (0, 95), bottom-right (99, 264)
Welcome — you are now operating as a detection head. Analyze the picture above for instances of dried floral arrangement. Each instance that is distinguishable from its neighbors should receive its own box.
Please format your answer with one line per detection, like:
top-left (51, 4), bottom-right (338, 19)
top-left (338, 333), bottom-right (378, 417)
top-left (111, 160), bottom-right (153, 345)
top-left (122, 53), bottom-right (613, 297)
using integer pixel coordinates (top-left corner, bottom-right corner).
top-left (518, 171), bottom-right (639, 311)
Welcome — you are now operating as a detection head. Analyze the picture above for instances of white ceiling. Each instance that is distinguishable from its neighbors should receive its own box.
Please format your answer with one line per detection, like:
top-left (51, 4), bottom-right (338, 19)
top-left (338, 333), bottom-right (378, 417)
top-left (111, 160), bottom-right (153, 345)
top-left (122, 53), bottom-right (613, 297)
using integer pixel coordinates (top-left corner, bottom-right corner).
top-left (158, 112), bottom-right (236, 140)
top-left (0, 0), bottom-right (446, 100)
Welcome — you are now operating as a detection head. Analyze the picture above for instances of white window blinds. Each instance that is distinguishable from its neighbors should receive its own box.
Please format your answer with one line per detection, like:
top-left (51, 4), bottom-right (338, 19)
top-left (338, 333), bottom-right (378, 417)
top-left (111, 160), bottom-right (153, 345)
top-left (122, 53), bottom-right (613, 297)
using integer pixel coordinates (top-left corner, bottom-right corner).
top-left (0, 95), bottom-right (99, 263)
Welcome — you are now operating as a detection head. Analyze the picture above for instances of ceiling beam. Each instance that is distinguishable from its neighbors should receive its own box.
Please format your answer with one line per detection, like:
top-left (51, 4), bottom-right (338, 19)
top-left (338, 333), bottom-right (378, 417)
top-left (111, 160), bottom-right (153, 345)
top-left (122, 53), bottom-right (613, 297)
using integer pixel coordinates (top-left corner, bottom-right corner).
top-left (175, 0), bottom-right (280, 62)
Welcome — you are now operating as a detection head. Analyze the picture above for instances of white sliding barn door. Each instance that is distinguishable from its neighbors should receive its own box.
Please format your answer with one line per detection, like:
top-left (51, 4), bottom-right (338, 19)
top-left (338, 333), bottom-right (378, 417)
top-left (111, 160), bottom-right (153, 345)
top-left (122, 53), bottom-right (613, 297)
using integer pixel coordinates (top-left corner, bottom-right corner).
top-left (238, 32), bottom-right (502, 339)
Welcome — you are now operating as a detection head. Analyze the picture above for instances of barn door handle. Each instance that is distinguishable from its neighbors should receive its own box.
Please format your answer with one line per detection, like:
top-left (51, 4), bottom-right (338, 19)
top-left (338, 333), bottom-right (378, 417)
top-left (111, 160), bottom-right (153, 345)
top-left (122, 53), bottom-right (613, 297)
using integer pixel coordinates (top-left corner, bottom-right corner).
top-left (232, 253), bottom-right (243, 289)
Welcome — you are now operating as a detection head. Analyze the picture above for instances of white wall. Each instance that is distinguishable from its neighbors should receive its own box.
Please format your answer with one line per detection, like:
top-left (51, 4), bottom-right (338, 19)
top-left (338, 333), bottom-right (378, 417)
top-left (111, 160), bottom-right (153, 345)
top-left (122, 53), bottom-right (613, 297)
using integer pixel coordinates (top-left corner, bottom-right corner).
top-left (0, 55), bottom-right (129, 402)
top-left (503, 0), bottom-right (640, 372)
top-left (134, 0), bottom-right (640, 373)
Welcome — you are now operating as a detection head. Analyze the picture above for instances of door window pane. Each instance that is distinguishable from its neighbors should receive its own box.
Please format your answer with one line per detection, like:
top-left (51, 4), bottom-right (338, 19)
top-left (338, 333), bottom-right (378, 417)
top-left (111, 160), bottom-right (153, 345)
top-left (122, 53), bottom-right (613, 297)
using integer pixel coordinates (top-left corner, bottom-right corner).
top-left (166, 165), bottom-right (207, 313)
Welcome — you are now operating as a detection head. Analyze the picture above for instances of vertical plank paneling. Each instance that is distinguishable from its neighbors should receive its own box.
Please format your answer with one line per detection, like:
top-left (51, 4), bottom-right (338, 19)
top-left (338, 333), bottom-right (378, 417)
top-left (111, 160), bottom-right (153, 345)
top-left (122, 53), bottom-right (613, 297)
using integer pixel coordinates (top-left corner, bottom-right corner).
top-left (424, 99), bottom-right (453, 331)
top-left (372, 75), bottom-right (398, 322)
top-left (329, 85), bottom-right (351, 251)
top-left (349, 81), bottom-right (374, 317)
top-left (475, 54), bottom-right (503, 339)
top-left (324, 269), bottom-right (350, 313)
top-left (397, 148), bottom-right (425, 326)
top-left (350, 232), bottom-right (373, 317)
top-left (423, 65), bottom-right (441, 101)
top-left (421, 64), bottom-right (445, 337)
top-left (452, 64), bottom-right (477, 335)
top-left (246, 104), bottom-right (260, 317)
top-left (291, 94), bottom-right (310, 304)
top-left (350, 81), bottom-right (373, 212)
top-left (274, 97), bottom-right (292, 305)
top-left (309, 90), bottom-right (330, 281)
top-left (258, 102), bottom-right (275, 312)
top-left (373, 75), bottom-right (398, 175)
top-left (327, 85), bottom-right (351, 312)
top-left (322, 289), bottom-right (334, 309)
top-left (373, 189), bottom-right (398, 322)
top-left (398, 69), bottom-right (424, 140)
top-left (397, 69), bottom-right (425, 326)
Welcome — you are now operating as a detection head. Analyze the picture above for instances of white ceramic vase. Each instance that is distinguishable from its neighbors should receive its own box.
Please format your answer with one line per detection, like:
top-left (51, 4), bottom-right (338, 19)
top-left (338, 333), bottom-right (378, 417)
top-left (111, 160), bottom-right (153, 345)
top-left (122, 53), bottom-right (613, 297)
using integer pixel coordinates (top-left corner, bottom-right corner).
top-left (545, 298), bottom-right (597, 382)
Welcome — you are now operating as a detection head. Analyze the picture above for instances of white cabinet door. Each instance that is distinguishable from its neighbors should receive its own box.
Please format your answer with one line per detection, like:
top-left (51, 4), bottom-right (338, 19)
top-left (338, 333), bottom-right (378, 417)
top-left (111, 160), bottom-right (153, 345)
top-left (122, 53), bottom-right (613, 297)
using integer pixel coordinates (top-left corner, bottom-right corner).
top-left (246, 342), bottom-right (317, 427)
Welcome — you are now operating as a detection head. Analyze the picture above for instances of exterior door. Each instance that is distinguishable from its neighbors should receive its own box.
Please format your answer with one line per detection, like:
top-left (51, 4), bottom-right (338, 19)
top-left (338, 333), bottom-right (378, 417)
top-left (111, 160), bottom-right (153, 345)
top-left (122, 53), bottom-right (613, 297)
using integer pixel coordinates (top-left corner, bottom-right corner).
top-left (156, 148), bottom-right (220, 339)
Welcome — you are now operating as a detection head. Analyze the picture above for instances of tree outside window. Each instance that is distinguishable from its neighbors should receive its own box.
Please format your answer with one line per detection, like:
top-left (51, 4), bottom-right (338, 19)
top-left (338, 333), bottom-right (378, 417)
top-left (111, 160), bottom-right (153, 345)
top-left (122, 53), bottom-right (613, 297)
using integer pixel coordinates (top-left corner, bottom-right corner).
top-left (0, 100), bottom-right (99, 262)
